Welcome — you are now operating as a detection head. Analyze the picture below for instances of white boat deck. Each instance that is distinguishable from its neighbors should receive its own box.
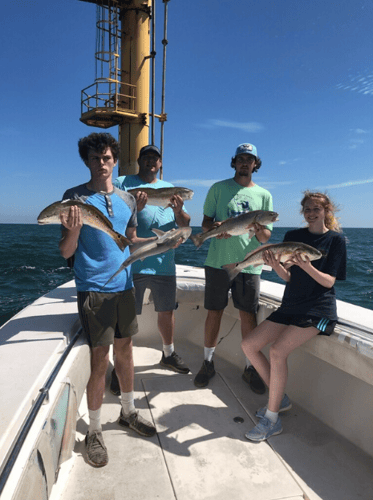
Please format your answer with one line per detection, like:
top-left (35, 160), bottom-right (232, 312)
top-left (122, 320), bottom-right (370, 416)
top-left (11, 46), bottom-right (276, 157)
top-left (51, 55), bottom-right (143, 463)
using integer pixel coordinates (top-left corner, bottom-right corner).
top-left (2, 272), bottom-right (373, 500)
top-left (52, 336), bottom-right (373, 500)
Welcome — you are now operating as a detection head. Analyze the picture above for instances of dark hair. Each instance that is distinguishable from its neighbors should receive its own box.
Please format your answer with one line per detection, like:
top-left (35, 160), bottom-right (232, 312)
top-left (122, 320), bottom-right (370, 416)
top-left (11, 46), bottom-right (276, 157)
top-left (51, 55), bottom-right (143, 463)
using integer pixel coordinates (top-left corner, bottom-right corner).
top-left (301, 191), bottom-right (342, 232)
top-left (231, 155), bottom-right (262, 173)
top-left (78, 133), bottom-right (120, 163)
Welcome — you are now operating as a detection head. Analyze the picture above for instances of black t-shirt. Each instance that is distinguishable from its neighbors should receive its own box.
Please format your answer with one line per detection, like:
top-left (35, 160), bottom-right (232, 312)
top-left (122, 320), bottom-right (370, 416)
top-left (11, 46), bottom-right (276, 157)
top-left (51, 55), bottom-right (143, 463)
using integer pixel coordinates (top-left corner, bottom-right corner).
top-left (278, 228), bottom-right (347, 320)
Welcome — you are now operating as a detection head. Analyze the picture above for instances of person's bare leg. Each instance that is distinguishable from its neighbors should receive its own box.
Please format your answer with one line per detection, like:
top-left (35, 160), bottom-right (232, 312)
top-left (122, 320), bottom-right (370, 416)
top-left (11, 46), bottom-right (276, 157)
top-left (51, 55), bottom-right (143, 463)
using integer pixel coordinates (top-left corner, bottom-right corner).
top-left (114, 337), bottom-right (134, 394)
top-left (158, 310), bottom-right (174, 346)
top-left (267, 325), bottom-right (319, 412)
top-left (204, 309), bottom-right (224, 347)
top-left (241, 320), bottom-right (287, 387)
top-left (240, 310), bottom-right (257, 340)
top-left (87, 345), bottom-right (110, 411)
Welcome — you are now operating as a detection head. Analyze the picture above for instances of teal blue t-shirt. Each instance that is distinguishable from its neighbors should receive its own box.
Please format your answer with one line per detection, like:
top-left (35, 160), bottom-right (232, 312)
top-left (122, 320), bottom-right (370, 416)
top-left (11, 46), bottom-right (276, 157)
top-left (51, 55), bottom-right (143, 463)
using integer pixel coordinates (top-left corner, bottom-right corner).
top-left (114, 175), bottom-right (181, 275)
top-left (203, 179), bottom-right (273, 274)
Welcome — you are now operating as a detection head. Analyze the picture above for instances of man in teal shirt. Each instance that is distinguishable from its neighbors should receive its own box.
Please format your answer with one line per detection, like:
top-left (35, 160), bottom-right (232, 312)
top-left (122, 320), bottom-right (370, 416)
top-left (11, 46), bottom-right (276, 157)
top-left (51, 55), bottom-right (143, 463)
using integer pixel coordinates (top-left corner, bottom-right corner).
top-left (113, 145), bottom-right (190, 385)
top-left (194, 143), bottom-right (274, 393)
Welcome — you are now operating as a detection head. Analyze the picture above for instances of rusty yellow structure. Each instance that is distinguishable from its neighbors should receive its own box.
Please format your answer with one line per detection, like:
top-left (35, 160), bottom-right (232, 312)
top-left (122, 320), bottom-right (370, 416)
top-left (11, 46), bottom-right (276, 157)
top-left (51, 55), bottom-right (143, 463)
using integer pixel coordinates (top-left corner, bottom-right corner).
top-left (79, 0), bottom-right (166, 176)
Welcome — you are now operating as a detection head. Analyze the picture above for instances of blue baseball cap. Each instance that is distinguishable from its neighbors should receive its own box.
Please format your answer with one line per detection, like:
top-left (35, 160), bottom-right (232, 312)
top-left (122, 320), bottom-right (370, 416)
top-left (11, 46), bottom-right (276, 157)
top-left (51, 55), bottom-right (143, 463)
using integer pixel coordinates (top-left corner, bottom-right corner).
top-left (234, 143), bottom-right (258, 159)
top-left (139, 145), bottom-right (161, 158)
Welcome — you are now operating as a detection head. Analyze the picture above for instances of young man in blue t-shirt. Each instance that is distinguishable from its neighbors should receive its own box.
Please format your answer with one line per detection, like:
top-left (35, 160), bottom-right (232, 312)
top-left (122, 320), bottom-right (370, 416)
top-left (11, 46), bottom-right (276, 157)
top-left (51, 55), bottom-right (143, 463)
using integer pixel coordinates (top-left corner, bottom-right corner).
top-left (114, 145), bottom-right (191, 380)
top-left (59, 133), bottom-right (156, 468)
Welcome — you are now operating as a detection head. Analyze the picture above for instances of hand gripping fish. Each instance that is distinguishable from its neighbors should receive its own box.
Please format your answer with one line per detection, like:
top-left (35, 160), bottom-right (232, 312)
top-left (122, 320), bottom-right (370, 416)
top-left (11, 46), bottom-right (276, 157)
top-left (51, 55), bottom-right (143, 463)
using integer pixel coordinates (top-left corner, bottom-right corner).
top-left (101, 226), bottom-right (192, 289)
top-left (190, 210), bottom-right (279, 249)
top-left (222, 242), bottom-right (323, 281)
top-left (37, 200), bottom-right (132, 251)
top-left (127, 187), bottom-right (194, 208)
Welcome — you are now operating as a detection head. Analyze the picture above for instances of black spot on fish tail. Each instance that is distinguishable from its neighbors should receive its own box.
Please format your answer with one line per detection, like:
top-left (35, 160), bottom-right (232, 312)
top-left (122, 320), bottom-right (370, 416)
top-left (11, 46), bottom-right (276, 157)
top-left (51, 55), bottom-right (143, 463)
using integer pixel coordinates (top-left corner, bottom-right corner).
top-left (114, 232), bottom-right (132, 251)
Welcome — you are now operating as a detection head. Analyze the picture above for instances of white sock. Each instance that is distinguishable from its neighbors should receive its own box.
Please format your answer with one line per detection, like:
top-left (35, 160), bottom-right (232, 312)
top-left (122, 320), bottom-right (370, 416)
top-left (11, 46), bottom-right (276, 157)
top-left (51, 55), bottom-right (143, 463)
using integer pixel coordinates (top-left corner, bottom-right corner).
top-left (204, 346), bottom-right (215, 362)
top-left (264, 408), bottom-right (278, 424)
top-left (163, 343), bottom-right (174, 358)
top-left (121, 391), bottom-right (136, 416)
top-left (88, 408), bottom-right (102, 434)
top-left (245, 358), bottom-right (252, 368)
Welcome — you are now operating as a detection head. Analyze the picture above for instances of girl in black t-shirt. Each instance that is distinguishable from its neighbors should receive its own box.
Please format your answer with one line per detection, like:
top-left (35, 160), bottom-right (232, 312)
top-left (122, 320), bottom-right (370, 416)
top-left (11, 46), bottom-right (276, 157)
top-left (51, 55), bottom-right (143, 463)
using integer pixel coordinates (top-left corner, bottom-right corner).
top-left (242, 191), bottom-right (346, 442)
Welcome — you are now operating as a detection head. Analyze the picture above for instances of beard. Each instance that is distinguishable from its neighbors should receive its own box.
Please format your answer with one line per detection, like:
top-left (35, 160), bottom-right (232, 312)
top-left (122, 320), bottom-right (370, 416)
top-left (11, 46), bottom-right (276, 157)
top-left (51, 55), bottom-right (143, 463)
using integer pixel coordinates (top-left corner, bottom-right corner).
top-left (237, 170), bottom-right (249, 177)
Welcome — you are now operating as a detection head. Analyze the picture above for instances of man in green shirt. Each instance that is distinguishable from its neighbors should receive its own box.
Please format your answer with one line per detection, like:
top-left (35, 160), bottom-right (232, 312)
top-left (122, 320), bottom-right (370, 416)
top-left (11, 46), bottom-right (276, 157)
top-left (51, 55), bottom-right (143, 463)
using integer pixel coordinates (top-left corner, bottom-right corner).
top-left (194, 143), bottom-right (274, 393)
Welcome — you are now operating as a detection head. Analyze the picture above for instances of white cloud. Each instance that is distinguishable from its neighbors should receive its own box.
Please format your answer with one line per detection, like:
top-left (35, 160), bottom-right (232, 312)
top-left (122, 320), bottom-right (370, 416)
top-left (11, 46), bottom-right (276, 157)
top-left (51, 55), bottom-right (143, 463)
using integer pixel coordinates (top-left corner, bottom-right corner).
top-left (171, 179), bottom-right (296, 189)
top-left (170, 179), bottom-right (220, 187)
top-left (336, 72), bottom-right (373, 96)
top-left (351, 128), bottom-right (369, 134)
top-left (348, 128), bottom-right (370, 149)
top-left (199, 119), bottom-right (264, 133)
top-left (259, 181), bottom-right (296, 189)
top-left (317, 178), bottom-right (373, 189)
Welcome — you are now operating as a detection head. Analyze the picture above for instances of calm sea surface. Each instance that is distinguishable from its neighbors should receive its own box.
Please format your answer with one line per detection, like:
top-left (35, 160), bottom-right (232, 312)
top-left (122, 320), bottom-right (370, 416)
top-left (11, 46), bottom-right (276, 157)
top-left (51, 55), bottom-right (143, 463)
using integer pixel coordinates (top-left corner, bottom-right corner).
top-left (0, 224), bottom-right (372, 328)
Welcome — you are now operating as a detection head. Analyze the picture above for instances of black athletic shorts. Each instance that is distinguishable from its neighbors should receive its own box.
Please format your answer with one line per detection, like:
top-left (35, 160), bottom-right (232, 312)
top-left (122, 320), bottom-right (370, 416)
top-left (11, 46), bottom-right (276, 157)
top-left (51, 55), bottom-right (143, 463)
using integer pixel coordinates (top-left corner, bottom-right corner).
top-left (266, 310), bottom-right (337, 336)
top-left (204, 266), bottom-right (260, 313)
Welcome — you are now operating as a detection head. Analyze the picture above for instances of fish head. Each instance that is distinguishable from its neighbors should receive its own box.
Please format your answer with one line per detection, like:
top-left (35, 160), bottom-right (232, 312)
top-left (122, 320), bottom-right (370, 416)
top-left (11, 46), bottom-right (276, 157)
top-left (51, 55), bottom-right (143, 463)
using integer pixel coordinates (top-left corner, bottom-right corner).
top-left (178, 226), bottom-right (193, 240)
top-left (37, 201), bottom-right (64, 224)
top-left (256, 211), bottom-right (279, 225)
top-left (296, 244), bottom-right (323, 261)
top-left (176, 188), bottom-right (194, 201)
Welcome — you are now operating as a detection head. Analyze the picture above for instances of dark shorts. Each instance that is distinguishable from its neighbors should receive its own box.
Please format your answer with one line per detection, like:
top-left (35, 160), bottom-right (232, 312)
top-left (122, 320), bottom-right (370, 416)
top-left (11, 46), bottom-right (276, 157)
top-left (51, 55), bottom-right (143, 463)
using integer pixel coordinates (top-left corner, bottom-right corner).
top-left (77, 289), bottom-right (138, 348)
top-left (204, 266), bottom-right (260, 313)
top-left (266, 310), bottom-right (337, 336)
top-left (133, 274), bottom-right (177, 315)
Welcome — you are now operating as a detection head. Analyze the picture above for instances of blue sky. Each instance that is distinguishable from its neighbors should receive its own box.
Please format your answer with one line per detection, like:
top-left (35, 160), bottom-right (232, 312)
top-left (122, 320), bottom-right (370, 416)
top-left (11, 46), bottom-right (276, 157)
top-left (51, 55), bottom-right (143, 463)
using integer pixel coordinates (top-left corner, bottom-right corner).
top-left (1, 0), bottom-right (372, 227)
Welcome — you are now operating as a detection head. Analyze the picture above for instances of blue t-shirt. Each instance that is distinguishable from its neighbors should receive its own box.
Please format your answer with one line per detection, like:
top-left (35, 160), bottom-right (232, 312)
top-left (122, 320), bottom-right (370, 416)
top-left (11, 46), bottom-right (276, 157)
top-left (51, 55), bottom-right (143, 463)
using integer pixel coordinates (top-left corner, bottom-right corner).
top-left (62, 184), bottom-right (137, 292)
top-left (114, 175), bottom-right (181, 275)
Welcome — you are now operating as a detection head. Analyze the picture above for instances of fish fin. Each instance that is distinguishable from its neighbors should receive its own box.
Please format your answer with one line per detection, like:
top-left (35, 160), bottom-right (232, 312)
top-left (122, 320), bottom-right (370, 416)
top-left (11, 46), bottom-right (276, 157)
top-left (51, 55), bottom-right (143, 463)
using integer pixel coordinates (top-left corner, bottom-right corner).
top-left (190, 233), bottom-right (203, 249)
top-left (152, 229), bottom-right (165, 238)
top-left (100, 264), bottom-right (125, 290)
top-left (221, 264), bottom-right (239, 282)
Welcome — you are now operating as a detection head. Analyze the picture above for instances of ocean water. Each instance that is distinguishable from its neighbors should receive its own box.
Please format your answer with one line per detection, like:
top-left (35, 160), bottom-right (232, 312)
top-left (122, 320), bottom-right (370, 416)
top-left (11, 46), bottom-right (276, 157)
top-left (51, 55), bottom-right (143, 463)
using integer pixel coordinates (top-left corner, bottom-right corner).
top-left (0, 224), bottom-right (372, 328)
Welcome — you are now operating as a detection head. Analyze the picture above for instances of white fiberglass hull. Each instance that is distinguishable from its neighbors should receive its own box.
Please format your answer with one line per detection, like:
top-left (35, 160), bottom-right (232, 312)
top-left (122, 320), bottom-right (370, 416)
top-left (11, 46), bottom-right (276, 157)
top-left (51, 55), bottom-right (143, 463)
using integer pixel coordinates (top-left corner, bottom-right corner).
top-left (1, 265), bottom-right (373, 500)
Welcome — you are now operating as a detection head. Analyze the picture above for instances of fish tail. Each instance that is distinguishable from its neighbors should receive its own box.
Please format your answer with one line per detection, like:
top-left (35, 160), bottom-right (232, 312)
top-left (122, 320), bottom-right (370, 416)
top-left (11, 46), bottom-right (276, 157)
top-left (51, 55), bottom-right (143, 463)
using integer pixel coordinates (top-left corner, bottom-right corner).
top-left (100, 263), bottom-right (126, 290)
top-left (113, 232), bottom-right (132, 251)
top-left (221, 264), bottom-right (239, 282)
top-left (190, 233), bottom-right (203, 249)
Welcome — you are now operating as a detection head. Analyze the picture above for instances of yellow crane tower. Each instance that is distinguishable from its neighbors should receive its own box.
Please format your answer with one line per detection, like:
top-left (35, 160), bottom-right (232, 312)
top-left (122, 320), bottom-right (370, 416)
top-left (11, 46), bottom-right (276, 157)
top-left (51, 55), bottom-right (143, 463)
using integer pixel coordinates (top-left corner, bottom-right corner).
top-left (79, 0), bottom-right (168, 178)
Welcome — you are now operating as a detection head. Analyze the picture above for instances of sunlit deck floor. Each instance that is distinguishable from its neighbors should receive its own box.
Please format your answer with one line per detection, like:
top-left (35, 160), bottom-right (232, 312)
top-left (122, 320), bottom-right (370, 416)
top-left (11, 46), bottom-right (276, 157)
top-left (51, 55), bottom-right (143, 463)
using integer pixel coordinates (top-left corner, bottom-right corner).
top-left (52, 337), bottom-right (373, 500)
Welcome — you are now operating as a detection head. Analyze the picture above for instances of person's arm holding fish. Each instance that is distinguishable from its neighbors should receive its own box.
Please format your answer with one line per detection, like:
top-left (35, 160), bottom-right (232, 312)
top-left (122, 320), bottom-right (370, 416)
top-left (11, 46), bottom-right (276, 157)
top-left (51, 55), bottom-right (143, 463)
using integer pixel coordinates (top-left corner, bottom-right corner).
top-left (59, 205), bottom-right (83, 259)
top-left (263, 249), bottom-right (291, 282)
top-left (202, 215), bottom-right (231, 239)
top-left (169, 194), bottom-right (191, 248)
top-left (263, 249), bottom-right (336, 288)
top-left (125, 226), bottom-right (157, 253)
top-left (289, 252), bottom-right (336, 288)
top-left (170, 194), bottom-right (190, 228)
top-left (251, 222), bottom-right (271, 244)
top-left (134, 191), bottom-right (190, 249)
top-left (133, 191), bottom-right (148, 212)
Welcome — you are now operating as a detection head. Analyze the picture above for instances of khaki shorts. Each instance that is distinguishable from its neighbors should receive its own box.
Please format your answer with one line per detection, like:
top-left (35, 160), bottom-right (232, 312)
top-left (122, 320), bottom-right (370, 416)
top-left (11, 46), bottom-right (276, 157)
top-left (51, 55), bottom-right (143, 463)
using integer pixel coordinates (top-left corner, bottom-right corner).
top-left (77, 289), bottom-right (138, 348)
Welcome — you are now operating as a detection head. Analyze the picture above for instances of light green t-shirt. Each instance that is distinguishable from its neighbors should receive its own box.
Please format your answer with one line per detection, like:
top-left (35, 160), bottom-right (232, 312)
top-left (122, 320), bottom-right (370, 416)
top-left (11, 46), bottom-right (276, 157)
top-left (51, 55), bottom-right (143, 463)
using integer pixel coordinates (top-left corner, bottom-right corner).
top-left (203, 179), bottom-right (273, 274)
